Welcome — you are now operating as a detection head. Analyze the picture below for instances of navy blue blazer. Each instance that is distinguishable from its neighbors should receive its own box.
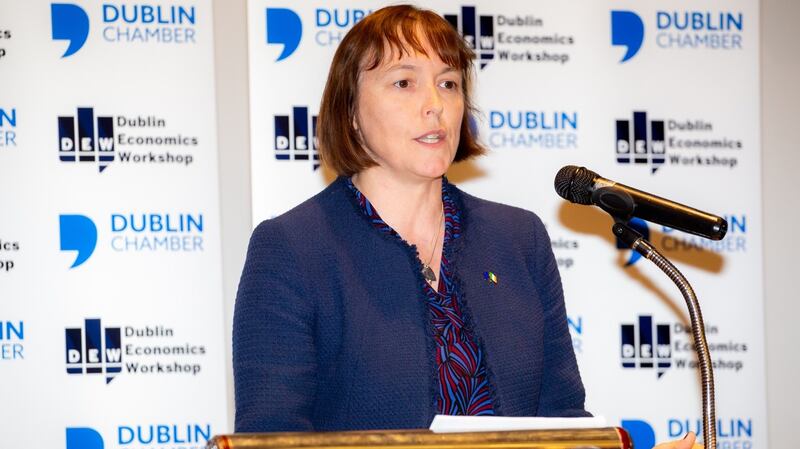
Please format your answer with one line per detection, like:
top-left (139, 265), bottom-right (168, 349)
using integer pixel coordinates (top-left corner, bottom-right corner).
top-left (233, 177), bottom-right (588, 432)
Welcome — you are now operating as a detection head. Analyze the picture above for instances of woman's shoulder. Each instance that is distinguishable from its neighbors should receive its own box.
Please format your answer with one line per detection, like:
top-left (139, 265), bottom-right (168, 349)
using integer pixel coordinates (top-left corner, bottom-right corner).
top-left (251, 177), bottom-right (352, 238)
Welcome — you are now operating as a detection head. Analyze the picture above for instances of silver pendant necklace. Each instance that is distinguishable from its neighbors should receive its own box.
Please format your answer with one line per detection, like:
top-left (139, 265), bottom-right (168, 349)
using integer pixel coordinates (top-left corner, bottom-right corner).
top-left (421, 209), bottom-right (444, 284)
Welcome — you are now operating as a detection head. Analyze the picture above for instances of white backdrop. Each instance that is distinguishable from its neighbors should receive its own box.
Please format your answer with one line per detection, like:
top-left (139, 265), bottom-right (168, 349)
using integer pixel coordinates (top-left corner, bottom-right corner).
top-left (0, 1), bottom-right (766, 448)
top-left (247, 1), bottom-right (764, 448)
top-left (0, 1), bottom-right (228, 448)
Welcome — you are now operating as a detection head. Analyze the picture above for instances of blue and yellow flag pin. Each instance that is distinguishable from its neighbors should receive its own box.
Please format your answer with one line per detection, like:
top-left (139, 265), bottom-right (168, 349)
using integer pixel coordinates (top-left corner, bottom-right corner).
top-left (483, 271), bottom-right (498, 285)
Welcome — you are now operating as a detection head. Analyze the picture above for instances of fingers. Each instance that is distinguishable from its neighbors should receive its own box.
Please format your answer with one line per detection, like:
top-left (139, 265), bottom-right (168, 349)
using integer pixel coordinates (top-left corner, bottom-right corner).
top-left (651, 431), bottom-right (698, 449)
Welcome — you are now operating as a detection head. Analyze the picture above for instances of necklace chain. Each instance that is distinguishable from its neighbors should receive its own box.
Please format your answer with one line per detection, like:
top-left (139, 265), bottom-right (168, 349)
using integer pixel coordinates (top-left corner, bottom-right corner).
top-left (421, 207), bottom-right (444, 284)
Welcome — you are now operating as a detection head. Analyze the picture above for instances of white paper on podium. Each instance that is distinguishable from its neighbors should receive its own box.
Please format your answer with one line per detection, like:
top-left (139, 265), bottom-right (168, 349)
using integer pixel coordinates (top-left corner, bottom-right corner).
top-left (429, 415), bottom-right (608, 433)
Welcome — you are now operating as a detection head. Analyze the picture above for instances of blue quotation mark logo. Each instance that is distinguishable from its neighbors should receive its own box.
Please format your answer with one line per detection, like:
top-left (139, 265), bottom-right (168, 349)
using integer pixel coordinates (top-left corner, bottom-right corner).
top-left (51, 3), bottom-right (90, 58)
top-left (611, 10), bottom-right (644, 63)
top-left (621, 420), bottom-right (656, 449)
top-left (59, 214), bottom-right (97, 268)
top-left (66, 427), bottom-right (104, 449)
top-left (266, 8), bottom-right (302, 61)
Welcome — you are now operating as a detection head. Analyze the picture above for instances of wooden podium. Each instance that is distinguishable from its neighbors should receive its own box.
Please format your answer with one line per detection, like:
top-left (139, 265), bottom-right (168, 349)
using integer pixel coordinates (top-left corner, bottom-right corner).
top-left (207, 427), bottom-right (632, 449)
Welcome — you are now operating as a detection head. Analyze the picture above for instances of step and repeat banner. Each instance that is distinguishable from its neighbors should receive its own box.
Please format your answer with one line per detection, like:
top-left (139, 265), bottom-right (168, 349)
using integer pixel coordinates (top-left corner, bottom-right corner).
top-left (247, 1), bottom-right (764, 448)
top-left (0, 1), bottom-right (228, 449)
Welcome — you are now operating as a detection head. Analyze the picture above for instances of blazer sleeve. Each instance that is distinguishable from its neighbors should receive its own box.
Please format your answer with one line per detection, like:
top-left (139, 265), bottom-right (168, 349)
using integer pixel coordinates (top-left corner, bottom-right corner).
top-left (527, 215), bottom-right (592, 417)
top-left (233, 220), bottom-right (318, 432)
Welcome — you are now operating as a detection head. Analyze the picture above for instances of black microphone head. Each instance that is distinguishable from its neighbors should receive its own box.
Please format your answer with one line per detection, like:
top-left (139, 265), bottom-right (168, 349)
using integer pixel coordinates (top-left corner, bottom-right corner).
top-left (554, 165), bottom-right (598, 205)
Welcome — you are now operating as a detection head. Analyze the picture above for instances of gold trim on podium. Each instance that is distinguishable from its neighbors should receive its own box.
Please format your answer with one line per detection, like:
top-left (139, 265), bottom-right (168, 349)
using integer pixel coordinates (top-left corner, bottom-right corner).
top-left (207, 427), bottom-right (631, 449)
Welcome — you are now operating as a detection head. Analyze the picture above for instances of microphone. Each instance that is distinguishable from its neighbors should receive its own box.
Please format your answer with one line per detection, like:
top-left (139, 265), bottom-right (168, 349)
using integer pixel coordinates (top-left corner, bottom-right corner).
top-left (554, 165), bottom-right (727, 240)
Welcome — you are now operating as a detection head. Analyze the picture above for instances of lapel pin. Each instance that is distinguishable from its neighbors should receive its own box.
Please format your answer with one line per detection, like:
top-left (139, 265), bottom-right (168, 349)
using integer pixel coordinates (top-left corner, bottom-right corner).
top-left (483, 271), bottom-right (498, 285)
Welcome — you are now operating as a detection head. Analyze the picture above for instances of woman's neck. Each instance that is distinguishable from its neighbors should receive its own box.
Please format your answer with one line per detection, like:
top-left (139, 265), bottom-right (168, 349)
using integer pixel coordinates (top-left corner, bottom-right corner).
top-left (351, 168), bottom-right (444, 244)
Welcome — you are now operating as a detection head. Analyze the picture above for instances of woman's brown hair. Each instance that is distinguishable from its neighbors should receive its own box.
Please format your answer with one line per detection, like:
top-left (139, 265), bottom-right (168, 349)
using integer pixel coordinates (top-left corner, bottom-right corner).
top-left (317, 5), bottom-right (486, 177)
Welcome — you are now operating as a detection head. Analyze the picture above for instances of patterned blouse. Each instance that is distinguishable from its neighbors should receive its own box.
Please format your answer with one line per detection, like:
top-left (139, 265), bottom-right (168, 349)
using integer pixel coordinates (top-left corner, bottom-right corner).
top-left (347, 178), bottom-right (495, 415)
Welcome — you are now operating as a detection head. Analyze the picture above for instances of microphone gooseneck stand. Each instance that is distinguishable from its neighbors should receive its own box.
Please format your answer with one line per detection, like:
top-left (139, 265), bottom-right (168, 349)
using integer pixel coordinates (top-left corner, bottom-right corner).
top-left (613, 220), bottom-right (716, 449)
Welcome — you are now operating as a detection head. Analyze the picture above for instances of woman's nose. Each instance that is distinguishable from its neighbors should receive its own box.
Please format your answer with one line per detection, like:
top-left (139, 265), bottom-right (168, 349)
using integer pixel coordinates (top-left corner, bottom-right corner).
top-left (423, 85), bottom-right (444, 117)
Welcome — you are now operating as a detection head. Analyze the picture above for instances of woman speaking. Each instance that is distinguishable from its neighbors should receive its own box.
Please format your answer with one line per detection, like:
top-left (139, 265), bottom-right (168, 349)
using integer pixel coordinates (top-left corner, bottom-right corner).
top-left (233, 5), bottom-right (698, 449)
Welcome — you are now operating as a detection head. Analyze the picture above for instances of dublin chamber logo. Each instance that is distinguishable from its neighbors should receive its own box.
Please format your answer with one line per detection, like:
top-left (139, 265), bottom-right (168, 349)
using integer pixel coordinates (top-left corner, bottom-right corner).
top-left (65, 318), bottom-right (209, 384)
top-left (487, 110), bottom-right (578, 149)
top-left (59, 212), bottom-right (205, 268)
top-left (615, 111), bottom-right (742, 174)
top-left (274, 106), bottom-right (319, 170)
top-left (1, 320), bottom-right (24, 361)
top-left (616, 215), bottom-right (748, 266)
top-left (0, 237), bottom-right (19, 272)
top-left (621, 418), bottom-right (754, 449)
top-left (58, 107), bottom-right (197, 173)
top-left (67, 424), bottom-right (212, 449)
top-left (620, 315), bottom-right (672, 378)
top-left (444, 5), bottom-right (574, 69)
top-left (51, 2), bottom-right (197, 57)
top-left (0, 107), bottom-right (16, 148)
top-left (611, 9), bottom-right (744, 63)
top-left (265, 7), bottom-right (370, 60)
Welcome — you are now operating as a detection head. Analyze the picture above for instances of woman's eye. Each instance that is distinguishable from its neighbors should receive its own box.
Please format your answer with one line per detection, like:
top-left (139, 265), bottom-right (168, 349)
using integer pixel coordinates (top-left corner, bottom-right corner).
top-left (394, 80), bottom-right (410, 88)
top-left (440, 80), bottom-right (458, 89)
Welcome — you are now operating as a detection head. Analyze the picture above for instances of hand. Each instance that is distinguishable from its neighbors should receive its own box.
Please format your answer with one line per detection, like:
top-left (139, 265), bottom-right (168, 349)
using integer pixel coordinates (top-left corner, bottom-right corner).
top-left (652, 431), bottom-right (704, 449)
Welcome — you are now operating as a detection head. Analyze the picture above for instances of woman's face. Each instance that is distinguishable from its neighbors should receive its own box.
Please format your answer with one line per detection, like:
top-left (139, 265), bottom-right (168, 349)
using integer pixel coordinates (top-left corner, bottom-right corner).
top-left (354, 40), bottom-right (464, 182)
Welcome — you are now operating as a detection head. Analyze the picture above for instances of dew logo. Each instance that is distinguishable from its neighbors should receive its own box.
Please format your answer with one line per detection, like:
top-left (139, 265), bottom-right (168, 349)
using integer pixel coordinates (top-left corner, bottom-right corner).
top-left (59, 107), bottom-right (115, 172)
top-left (616, 217), bottom-right (650, 266)
top-left (65, 318), bottom-right (123, 384)
top-left (59, 214), bottom-right (97, 269)
top-left (52, 3), bottom-right (90, 57)
top-left (445, 6), bottom-right (573, 69)
top-left (620, 315), bottom-right (672, 378)
top-left (1, 320), bottom-right (24, 361)
top-left (58, 107), bottom-right (198, 173)
top-left (487, 110), bottom-right (578, 149)
top-left (274, 106), bottom-right (319, 170)
top-left (611, 10), bottom-right (644, 63)
top-left (67, 424), bottom-right (212, 449)
top-left (617, 110), bottom-right (740, 174)
top-left (610, 9), bottom-right (744, 62)
top-left (266, 8), bottom-right (302, 61)
top-left (445, 6), bottom-right (495, 69)
top-left (0, 107), bottom-right (17, 148)
top-left (616, 111), bottom-right (666, 174)
top-left (66, 318), bottom-right (209, 384)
